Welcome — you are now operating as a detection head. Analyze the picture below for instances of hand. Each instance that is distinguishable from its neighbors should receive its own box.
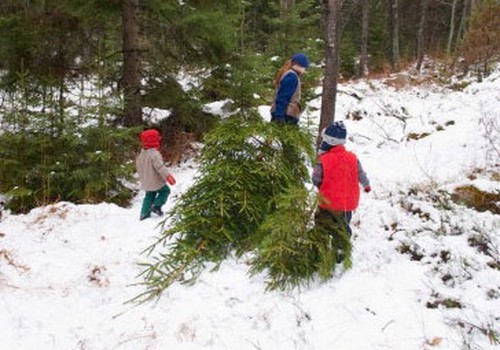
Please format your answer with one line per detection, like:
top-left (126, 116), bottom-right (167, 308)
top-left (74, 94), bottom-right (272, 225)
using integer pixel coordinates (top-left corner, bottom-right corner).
top-left (364, 186), bottom-right (371, 193)
top-left (166, 174), bottom-right (176, 185)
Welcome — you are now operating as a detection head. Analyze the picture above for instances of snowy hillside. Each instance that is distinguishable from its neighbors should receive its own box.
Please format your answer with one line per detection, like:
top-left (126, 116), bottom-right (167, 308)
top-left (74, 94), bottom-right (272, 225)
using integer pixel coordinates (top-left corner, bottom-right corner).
top-left (1, 66), bottom-right (499, 350)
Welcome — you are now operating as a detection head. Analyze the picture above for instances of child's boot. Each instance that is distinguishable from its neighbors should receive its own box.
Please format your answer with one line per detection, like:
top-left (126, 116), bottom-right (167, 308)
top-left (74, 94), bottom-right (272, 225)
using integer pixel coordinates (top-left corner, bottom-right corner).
top-left (140, 212), bottom-right (151, 220)
top-left (151, 206), bottom-right (163, 216)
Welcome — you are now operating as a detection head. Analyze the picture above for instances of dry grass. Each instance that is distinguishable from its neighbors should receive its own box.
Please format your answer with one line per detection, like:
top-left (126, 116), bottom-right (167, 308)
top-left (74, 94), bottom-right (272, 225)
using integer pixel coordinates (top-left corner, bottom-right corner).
top-left (451, 185), bottom-right (500, 214)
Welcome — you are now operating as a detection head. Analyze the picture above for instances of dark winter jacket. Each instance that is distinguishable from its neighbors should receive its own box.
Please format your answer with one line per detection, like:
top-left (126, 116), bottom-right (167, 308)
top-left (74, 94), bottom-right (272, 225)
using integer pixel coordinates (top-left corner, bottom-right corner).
top-left (270, 70), bottom-right (302, 123)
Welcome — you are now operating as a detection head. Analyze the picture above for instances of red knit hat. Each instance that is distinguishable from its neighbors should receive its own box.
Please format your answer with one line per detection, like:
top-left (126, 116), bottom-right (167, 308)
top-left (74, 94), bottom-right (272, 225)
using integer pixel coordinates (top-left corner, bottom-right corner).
top-left (140, 129), bottom-right (161, 149)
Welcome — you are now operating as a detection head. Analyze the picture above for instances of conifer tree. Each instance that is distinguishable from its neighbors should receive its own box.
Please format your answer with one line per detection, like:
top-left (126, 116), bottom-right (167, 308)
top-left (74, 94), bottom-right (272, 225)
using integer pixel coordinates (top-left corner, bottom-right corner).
top-left (138, 115), bottom-right (352, 301)
top-left (138, 116), bottom-right (311, 299)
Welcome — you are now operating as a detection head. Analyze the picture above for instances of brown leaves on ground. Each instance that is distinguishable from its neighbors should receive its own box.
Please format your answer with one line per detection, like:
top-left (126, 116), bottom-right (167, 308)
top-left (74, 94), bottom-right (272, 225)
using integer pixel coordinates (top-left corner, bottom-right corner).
top-left (426, 337), bottom-right (443, 347)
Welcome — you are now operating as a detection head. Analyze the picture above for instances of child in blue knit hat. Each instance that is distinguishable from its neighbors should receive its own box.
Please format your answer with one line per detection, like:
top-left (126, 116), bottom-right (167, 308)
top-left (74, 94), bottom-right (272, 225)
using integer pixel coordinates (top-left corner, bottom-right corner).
top-left (270, 53), bottom-right (310, 125)
top-left (312, 121), bottom-right (371, 260)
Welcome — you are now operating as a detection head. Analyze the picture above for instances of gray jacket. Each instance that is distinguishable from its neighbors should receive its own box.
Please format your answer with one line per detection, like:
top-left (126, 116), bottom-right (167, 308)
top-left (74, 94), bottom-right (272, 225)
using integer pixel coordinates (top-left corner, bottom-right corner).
top-left (136, 149), bottom-right (171, 191)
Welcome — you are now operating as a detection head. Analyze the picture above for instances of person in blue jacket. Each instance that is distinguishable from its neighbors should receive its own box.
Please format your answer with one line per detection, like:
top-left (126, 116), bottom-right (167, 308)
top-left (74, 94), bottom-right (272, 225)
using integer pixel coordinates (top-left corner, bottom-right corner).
top-left (270, 53), bottom-right (310, 125)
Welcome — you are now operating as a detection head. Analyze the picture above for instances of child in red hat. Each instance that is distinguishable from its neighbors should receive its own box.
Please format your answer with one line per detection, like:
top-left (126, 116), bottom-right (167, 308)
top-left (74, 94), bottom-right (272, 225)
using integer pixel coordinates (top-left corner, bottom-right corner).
top-left (136, 129), bottom-right (176, 220)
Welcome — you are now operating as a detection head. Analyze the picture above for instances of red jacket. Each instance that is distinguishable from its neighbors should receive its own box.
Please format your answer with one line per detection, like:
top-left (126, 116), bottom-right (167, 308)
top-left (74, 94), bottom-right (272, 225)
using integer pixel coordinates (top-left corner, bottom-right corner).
top-left (318, 145), bottom-right (360, 211)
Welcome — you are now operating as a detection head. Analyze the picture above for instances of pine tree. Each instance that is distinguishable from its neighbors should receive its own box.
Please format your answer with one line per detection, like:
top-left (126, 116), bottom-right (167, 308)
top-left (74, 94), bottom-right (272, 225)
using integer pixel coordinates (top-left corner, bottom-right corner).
top-left (137, 115), bottom-right (351, 300)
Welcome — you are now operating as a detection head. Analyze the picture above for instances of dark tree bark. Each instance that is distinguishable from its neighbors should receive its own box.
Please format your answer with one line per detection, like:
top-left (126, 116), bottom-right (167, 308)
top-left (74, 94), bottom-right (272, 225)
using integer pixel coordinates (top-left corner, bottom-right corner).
top-left (122, 0), bottom-right (142, 127)
top-left (318, 0), bottom-right (342, 148)
top-left (358, 0), bottom-right (372, 78)
top-left (387, 0), bottom-right (400, 72)
top-left (416, 0), bottom-right (429, 71)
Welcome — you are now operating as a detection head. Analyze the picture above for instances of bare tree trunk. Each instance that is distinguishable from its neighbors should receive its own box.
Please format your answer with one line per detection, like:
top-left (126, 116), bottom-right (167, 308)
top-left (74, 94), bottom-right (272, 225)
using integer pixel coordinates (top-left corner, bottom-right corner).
top-left (471, 0), bottom-right (478, 12)
top-left (122, 0), bottom-right (142, 127)
top-left (457, 0), bottom-right (469, 42)
top-left (447, 0), bottom-right (458, 55)
top-left (318, 0), bottom-right (342, 148)
top-left (358, 0), bottom-right (371, 78)
top-left (280, 0), bottom-right (296, 17)
top-left (416, 0), bottom-right (429, 71)
top-left (280, 0), bottom-right (296, 55)
top-left (387, 0), bottom-right (400, 72)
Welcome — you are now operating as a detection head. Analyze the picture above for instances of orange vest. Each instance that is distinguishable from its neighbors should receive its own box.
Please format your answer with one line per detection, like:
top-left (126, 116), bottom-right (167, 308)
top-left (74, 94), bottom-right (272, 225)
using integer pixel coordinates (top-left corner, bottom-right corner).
top-left (318, 146), bottom-right (360, 211)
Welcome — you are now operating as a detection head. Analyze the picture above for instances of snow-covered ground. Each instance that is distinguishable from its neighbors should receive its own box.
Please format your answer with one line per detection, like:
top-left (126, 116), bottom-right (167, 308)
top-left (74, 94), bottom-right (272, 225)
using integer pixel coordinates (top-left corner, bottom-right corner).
top-left (1, 66), bottom-right (499, 350)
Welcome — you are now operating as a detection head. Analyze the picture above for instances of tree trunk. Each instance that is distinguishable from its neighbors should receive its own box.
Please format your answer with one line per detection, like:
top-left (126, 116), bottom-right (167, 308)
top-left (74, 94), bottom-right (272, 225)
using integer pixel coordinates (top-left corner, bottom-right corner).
top-left (318, 0), bottom-right (342, 148)
top-left (280, 0), bottom-right (296, 54)
top-left (122, 0), bottom-right (142, 127)
top-left (416, 0), bottom-right (429, 71)
top-left (280, 0), bottom-right (296, 17)
top-left (447, 0), bottom-right (458, 55)
top-left (470, 0), bottom-right (478, 12)
top-left (387, 0), bottom-right (400, 72)
top-left (358, 0), bottom-right (371, 78)
top-left (457, 0), bottom-right (469, 42)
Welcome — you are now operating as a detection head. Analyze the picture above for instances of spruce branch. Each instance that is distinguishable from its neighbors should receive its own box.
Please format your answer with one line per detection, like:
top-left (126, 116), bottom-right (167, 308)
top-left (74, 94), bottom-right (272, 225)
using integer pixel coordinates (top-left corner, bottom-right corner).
top-left (137, 115), bottom-right (335, 300)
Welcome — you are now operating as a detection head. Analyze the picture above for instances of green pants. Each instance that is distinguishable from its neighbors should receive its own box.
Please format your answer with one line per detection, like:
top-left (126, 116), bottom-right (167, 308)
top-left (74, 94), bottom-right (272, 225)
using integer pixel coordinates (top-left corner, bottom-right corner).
top-left (140, 185), bottom-right (170, 217)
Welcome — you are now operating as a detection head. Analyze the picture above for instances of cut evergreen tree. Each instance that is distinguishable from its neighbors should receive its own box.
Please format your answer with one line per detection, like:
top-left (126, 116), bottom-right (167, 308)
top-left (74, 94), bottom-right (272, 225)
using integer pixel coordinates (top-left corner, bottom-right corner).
top-left (249, 186), bottom-right (352, 291)
top-left (137, 115), bottom-right (352, 302)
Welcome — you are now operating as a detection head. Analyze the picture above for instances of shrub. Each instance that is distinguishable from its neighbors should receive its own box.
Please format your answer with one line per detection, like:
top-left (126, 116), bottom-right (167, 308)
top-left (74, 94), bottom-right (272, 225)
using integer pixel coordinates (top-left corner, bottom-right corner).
top-left (0, 123), bottom-right (137, 213)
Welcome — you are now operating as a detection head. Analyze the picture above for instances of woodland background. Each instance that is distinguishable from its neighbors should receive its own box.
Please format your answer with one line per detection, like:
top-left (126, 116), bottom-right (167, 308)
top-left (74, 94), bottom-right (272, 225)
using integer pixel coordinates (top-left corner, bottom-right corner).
top-left (0, 0), bottom-right (498, 213)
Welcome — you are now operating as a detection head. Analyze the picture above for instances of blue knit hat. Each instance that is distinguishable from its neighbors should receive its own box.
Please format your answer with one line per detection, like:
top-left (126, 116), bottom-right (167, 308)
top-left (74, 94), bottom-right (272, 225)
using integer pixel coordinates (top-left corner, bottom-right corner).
top-left (291, 53), bottom-right (310, 69)
top-left (320, 121), bottom-right (347, 152)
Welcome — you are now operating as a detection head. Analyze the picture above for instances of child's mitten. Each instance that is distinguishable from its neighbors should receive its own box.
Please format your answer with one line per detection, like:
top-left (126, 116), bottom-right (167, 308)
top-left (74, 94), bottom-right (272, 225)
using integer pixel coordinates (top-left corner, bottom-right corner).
top-left (166, 174), bottom-right (176, 185)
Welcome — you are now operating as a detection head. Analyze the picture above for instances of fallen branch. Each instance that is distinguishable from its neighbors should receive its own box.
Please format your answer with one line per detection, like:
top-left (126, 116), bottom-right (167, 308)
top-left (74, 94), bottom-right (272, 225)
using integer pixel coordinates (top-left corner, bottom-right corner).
top-left (0, 249), bottom-right (30, 272)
